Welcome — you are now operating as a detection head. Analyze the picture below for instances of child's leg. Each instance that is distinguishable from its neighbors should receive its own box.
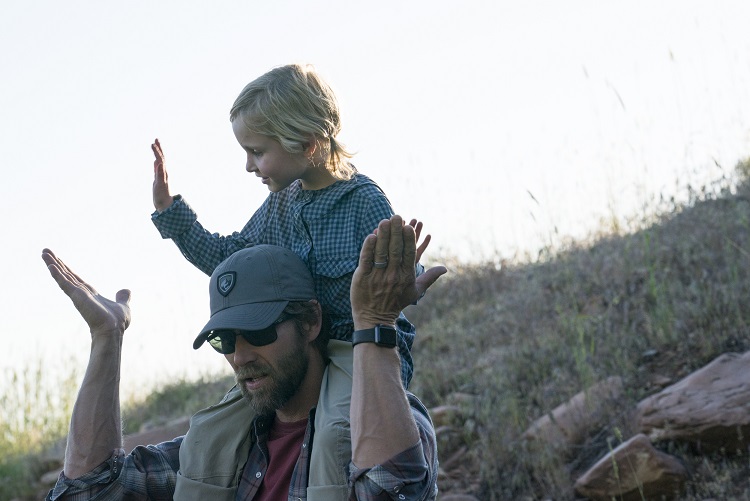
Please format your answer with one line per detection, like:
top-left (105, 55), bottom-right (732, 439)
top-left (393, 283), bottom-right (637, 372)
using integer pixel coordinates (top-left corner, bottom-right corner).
top-left (308, 340), bottom-right (353, 501)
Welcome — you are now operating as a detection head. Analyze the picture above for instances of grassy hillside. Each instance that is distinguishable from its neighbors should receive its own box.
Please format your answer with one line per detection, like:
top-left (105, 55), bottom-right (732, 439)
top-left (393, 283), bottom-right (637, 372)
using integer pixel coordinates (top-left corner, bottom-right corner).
top-left (4, 161), bottom-right (750, 500)
top-left (406, 160), bottom-right (750, 499)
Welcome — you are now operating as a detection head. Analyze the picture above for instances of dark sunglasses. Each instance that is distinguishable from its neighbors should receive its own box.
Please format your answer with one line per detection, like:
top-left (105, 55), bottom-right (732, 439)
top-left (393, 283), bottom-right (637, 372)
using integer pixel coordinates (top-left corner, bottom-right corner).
top-left (207, 313), bottom-right (293, 354)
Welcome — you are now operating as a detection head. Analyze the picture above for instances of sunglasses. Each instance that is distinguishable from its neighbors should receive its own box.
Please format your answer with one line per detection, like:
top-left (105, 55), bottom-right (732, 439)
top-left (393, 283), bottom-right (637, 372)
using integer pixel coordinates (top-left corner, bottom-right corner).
top-left (207, 313), bottom-right (293, 354)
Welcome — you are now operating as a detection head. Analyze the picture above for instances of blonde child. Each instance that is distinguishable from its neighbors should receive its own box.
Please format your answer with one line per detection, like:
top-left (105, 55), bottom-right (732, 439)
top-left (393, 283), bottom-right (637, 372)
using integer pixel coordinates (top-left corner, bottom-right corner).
top-left (151, 64), bottom-right (422, 499)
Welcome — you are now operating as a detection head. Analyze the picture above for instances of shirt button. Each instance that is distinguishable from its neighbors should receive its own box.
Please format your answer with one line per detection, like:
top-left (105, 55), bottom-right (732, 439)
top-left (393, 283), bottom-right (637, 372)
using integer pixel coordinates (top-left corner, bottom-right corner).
top-left (255, 471), bottom-right (262, 479)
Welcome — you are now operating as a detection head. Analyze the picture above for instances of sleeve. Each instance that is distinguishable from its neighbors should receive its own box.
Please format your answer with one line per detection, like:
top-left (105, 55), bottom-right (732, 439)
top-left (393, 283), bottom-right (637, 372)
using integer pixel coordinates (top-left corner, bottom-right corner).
top-left (347, 395), bottom-right (439, 500)
top-left (46, 437), bottom-right (183, 501)
top-left (151, 195), bottom-right (267, 276)
top-left (355, 187), bottom-right (424, 283)
top-left (356, 187), bottom-right (394, 245)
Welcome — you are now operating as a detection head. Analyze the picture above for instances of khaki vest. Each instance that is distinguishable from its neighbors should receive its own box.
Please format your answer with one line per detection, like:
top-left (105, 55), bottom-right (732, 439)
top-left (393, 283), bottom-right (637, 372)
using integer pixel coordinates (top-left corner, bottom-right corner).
top-left (173, 340), bottom-right (353, 501)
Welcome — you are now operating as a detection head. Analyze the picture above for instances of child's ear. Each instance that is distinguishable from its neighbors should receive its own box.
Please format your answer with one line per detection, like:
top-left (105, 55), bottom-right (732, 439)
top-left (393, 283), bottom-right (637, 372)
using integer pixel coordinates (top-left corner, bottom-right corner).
top-left (302, 136), bottom-right (318, 158)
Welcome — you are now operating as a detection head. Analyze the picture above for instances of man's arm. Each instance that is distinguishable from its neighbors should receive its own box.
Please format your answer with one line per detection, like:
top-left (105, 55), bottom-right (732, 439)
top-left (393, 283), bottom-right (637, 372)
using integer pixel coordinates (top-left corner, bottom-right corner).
top-left (349, 216), bottom-right (446, 467)
top-left (42, 249), bottom-right (131, 479)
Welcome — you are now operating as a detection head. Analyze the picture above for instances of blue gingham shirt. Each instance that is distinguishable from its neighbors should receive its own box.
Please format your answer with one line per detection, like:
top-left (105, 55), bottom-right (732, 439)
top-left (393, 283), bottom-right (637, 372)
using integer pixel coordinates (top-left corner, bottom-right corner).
top-left (152, 173), bottom-right (418, 386)
top-left (45, 395), bottom-right (438, 501)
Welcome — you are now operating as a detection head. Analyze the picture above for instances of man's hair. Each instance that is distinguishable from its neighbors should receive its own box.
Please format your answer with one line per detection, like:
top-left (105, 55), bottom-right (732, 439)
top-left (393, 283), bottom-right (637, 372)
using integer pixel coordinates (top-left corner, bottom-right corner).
top-left (229, 63), bottom-right (355, 181)
top-left (283, 301), bottom-right (331, 362)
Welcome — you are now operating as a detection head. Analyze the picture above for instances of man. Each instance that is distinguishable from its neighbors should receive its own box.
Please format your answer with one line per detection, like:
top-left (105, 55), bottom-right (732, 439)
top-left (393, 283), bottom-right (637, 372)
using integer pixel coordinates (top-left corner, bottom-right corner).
top-left (43, 215), bottom-right (445, 500)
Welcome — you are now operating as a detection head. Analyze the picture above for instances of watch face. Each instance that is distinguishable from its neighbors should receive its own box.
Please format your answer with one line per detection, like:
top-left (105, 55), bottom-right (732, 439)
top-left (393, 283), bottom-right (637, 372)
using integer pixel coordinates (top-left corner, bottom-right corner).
top-left (374, 325), bottom-right (398, 348)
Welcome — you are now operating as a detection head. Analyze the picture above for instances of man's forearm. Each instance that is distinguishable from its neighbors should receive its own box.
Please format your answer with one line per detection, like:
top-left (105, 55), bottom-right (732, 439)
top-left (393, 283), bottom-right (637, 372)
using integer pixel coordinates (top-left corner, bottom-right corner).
top-left (64, 330), bottom-right (124, 479)
top-left (350, 342), bottom-right (420, 468)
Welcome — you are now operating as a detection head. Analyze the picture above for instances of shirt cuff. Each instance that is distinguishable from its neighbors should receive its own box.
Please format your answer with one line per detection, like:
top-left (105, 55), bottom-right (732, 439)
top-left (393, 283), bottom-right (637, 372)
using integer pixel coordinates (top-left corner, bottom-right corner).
top-left (47, 449), bottom-right (125, 500)
top-left (348, 441), bottom-right (428, 498)
top-left (150, 195), bottom-right (197, 238)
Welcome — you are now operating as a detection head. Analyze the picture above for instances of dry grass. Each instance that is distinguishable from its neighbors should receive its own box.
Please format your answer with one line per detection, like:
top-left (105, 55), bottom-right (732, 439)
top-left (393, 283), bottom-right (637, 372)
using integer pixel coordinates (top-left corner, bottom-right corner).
top-left (407, 160), bottom-right (750, 499)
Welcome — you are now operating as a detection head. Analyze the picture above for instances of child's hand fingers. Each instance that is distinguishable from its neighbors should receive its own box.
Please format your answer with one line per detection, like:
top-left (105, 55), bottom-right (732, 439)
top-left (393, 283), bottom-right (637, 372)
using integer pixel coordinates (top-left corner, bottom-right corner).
top-left (416, 233), bottom-right (431, 264)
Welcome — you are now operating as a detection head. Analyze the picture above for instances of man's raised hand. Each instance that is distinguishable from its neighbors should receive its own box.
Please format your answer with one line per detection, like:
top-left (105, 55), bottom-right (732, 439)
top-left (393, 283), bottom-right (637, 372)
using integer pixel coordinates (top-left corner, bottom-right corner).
top-left (42, 249), bottom-right (131, 338)
top-left (351, 216), bottom-right (446, 329)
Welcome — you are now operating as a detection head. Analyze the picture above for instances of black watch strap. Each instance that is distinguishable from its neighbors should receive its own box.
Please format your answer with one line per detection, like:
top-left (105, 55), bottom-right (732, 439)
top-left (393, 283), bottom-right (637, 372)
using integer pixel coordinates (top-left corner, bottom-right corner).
top-left (352, 325), bottom-right (398, 348)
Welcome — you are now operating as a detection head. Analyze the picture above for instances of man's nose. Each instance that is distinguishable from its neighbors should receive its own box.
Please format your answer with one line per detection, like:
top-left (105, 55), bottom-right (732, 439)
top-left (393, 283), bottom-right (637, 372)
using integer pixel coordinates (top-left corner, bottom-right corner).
top-left (232, 335), bottom-right (259, 366)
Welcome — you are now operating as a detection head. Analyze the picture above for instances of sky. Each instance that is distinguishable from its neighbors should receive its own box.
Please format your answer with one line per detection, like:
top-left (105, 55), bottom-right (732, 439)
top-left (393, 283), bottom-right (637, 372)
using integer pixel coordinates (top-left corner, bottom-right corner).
top-left (3, 0), bottom-right (750, 397)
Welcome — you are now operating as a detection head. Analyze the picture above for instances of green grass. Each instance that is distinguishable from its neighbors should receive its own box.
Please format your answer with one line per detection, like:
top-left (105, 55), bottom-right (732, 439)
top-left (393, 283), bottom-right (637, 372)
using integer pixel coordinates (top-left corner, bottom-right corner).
top-left (0, 361), bottom-right (79, 500)
top-left (4, 161), bottom-right (750, 500)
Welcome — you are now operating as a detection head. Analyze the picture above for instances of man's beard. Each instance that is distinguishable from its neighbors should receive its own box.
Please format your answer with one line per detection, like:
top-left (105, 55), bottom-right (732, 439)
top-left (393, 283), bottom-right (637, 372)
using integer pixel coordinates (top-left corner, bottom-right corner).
top-left (235, 337), bottom-right (308, 415)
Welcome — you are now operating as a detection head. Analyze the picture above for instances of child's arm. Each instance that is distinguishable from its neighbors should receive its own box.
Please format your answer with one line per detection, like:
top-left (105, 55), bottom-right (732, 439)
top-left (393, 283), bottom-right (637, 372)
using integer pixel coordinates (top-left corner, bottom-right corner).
top-left (149, 139), bottom-right (261, 276)
top-left (151, 139), bottom-right (174, 213)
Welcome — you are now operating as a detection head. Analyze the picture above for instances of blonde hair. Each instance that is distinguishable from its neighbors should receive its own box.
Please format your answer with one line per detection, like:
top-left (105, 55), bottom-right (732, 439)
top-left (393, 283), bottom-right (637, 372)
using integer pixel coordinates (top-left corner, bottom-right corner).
top-left (230, 64), bottom-right (355, 180)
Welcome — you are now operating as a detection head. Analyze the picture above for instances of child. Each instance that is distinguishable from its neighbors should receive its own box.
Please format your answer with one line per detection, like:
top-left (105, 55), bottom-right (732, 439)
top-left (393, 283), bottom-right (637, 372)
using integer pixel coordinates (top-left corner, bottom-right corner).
top-left (150, 63), bottom-right (423, 498)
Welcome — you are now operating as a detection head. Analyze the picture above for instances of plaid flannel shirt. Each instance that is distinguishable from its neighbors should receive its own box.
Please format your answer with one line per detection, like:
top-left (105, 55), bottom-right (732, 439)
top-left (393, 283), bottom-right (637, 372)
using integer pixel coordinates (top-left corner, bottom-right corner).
top-left (152, 173), bottom-right (418, 387)
top-left (46, 395), bottom-right (438, 501)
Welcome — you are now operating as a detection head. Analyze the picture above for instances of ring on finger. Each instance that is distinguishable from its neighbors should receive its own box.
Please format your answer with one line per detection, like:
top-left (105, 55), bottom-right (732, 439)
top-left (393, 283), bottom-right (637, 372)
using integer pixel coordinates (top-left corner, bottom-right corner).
top-left (373, 261), bottom-right (388, 268)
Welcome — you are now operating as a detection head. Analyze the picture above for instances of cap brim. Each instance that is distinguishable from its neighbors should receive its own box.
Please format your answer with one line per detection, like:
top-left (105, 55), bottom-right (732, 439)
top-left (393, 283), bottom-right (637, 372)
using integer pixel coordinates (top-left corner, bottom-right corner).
top-left (193, 301), bottom-right (288, 350)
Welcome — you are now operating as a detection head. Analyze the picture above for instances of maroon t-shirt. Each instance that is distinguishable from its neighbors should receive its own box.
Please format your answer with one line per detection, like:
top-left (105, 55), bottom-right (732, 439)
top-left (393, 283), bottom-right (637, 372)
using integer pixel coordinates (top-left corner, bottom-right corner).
top-left (254, 416), bottom-right (307, 500)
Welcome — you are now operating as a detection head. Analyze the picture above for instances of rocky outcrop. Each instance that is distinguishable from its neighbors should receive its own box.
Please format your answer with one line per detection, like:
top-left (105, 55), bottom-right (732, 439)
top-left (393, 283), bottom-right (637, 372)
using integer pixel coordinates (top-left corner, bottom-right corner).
top-left (635, 351), bottom-right (750, 452)
top-left (573, 433), bottom-right (688, 501)
top-left (531, 350), bottom-right (750, 500)
top-left (523, 376), bottom-right (624, 453)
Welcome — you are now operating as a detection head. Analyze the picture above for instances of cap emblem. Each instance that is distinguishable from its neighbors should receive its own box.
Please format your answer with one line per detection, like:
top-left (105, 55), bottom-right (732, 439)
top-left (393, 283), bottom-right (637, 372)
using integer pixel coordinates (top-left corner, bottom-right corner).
top-left (217, 272), bottom-right (237, 297)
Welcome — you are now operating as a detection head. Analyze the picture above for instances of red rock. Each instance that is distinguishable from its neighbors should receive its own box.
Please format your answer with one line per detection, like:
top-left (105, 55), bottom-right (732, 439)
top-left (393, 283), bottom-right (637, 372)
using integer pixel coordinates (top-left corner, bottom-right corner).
top-left (635, 351), bottom-right (750, 451)
top-left (574, 433), bottom-right (688, 501)
top-left (523, 376), bottom-right (623, 450)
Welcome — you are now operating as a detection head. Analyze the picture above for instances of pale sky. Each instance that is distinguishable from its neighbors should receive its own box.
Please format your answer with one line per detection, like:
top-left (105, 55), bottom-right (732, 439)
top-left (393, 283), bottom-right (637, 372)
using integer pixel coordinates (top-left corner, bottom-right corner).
top-left (3, 0), bottom-right (750, 396)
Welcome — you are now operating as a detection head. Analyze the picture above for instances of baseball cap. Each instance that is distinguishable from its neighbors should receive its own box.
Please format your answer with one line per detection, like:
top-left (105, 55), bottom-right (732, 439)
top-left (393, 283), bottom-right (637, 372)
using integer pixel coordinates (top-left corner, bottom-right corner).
top-left (193, 245), bottom-right (316, 350)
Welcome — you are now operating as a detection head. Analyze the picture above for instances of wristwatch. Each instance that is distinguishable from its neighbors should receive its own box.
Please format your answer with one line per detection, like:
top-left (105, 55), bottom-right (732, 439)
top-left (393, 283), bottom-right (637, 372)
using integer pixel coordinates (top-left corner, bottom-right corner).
top-left (352, 325), bottom-right (398, 348)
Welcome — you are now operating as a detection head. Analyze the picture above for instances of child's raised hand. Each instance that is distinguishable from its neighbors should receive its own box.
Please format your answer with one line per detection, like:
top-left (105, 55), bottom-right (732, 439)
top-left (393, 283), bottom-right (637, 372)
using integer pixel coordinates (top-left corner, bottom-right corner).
top-left (408, 218), bottom-right (431, 264)
top-left (152, 138), bottom-right (173, 212)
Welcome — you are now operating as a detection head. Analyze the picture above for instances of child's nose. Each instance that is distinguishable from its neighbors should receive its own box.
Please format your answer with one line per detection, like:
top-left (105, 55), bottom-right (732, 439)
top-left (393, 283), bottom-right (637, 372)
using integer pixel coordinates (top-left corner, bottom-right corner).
top-left (246, 155), bottom-right (257, 173)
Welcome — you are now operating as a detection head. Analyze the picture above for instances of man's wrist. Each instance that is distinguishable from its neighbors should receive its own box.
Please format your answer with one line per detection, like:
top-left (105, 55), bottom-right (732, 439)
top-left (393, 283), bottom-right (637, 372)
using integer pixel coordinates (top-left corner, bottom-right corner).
top-left (352, 325), bottom-right (398, 348)
top-left (90, 327), bottom-right (125, 344)
top-left (352, 313), bottom-right (397, 332)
